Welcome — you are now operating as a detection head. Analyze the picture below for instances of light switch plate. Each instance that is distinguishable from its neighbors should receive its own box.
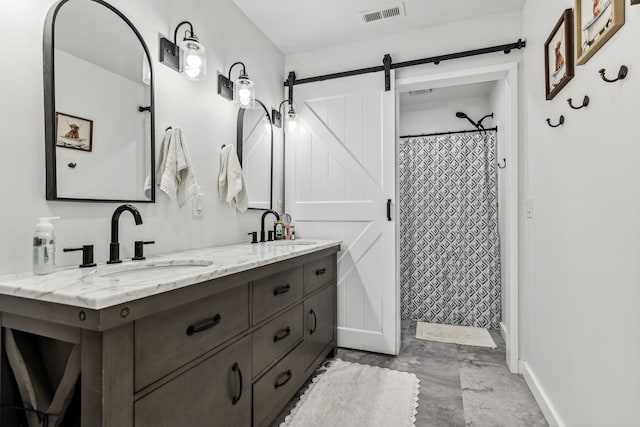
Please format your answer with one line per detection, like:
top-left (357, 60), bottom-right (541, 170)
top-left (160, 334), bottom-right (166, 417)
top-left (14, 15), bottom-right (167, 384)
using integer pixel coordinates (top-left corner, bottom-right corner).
top-left (193, 194), bottom-right (204, 218)
top-left (525, 198), bottom-right (533, 219)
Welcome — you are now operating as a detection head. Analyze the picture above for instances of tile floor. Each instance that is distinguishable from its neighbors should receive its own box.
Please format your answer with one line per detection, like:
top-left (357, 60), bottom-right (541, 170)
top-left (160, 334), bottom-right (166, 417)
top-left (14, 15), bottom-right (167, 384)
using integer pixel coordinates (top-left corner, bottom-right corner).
top-left (272, 320), bottom-right (547, 427)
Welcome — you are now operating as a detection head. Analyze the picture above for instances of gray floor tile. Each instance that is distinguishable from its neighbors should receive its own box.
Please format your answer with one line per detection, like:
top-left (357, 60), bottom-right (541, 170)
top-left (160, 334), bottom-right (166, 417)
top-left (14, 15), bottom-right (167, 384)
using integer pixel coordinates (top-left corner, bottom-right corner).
top-left (271, 321), bottom-right (547, 427)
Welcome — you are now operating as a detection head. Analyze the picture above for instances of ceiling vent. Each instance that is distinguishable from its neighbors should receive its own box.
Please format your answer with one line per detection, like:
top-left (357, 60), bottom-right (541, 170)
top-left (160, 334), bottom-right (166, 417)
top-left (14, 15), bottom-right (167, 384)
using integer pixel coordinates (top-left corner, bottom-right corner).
top-left (409, 89), bottom-right (433, 96)
top-left (361, 3), bottom-right (405, 23)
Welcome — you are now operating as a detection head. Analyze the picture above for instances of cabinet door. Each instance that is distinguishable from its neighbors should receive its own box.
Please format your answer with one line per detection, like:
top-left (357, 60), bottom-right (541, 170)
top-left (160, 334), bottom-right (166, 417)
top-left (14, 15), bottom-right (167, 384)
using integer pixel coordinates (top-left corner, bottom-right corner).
top-left (303, 284), bottom-right (335, 369)
top-left (135, 336), bottom-right (251, 427)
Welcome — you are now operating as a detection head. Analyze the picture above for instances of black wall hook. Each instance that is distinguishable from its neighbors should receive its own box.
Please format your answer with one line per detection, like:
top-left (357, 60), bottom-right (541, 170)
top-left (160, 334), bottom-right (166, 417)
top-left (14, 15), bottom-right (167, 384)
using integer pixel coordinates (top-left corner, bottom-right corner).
top-left (546, 116), bottom-right (565, 128)
top-left (567, 96), bottom-right (589, 110)
top-left (497, 159), bottom-right (507, 169)
top-left (68, 162), bottom-right (77, 169)
top-left (599, 65), bottom-right (628, 83)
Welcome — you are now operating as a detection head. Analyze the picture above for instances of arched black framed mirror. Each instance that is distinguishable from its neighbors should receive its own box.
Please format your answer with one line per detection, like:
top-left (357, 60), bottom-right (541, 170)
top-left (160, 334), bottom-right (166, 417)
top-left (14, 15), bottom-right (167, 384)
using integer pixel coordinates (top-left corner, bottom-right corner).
top-left (43, 0), bottom-right (155, 202)
top-left (237, 99), bottom-right (274, 210)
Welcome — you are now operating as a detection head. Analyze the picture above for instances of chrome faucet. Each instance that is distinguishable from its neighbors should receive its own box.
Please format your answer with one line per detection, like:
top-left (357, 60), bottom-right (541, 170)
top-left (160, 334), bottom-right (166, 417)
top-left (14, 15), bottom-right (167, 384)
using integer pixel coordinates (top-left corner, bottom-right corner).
top-left (260, 210), bottom-right (280, 242)
top-left (108, 204), bottom-right (143, 264)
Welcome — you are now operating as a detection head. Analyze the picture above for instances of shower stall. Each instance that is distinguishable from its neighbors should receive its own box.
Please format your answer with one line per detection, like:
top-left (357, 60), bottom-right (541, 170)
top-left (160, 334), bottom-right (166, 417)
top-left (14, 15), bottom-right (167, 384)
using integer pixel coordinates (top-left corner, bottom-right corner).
top-left (398, 83), bottom-right (504, 330)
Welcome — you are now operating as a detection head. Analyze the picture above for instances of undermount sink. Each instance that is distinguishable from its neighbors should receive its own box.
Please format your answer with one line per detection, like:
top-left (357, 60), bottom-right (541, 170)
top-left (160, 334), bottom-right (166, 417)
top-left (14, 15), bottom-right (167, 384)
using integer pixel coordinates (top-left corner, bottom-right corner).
top-left (265, 240), bottom-right (316, 246)
top-left (96, 259), bottom-right (214, 279)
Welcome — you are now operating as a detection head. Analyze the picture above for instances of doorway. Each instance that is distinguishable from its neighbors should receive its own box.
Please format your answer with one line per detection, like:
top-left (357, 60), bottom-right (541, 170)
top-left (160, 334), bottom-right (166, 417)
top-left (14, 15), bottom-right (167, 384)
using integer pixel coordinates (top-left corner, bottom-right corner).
top-left (395, 63), bottom-right (519, 372)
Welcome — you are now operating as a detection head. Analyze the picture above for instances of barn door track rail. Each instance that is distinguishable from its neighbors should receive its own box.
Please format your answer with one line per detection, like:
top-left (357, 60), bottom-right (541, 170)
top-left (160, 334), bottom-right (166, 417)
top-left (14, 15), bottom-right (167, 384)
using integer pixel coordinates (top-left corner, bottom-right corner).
top-left (284, 39), bottom-right (526, 92)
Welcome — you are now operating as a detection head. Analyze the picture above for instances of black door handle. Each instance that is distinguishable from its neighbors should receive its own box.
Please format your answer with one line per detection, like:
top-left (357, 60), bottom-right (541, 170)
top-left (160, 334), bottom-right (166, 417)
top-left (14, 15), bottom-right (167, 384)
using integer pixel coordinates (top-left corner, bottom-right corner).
top-left (387, 199), bottom-right (392, 221)
top-left (309, 309), bottom-right (317, 335)
top-left (231, 362), bottom-right (243, 405)
top-left (315, 268), bottom-right (327, 276)
top-left (273, 327), bottom-right (292, 342)
top-left (273, 284), bottom-right (291, 296)
top-left (186, 313), bottom-right (222, 336)
top-left (274, 370), bottom-right (292, 389)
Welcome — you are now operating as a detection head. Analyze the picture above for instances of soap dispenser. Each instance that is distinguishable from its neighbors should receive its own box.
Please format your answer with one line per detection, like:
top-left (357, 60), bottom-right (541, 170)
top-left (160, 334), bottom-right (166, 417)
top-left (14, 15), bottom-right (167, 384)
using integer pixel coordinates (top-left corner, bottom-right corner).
top-left (33, 217), bottom-right (60, 275)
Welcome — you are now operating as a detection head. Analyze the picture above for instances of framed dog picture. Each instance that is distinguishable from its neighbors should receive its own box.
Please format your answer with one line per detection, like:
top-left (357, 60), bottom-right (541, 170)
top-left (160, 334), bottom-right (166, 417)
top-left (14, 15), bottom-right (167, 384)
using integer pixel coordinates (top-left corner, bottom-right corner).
top-left (55, 112), bottom-right (93, 152)
top-left (575, 0), bottom-right (625, 65)
top-left (545, 9), bottom-right (574, 100)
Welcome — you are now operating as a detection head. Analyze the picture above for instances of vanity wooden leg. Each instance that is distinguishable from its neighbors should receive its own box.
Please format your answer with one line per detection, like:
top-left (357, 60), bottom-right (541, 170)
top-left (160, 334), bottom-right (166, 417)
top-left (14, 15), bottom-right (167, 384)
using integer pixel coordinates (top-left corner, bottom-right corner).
top-left (81, 324), bottom-right (134, 427)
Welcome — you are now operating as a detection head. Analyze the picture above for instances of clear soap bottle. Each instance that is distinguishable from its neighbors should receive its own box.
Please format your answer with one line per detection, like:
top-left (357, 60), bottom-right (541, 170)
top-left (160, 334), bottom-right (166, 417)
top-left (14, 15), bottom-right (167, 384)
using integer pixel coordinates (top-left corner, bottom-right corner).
top-left (33, 217), bottom-right (60, 275)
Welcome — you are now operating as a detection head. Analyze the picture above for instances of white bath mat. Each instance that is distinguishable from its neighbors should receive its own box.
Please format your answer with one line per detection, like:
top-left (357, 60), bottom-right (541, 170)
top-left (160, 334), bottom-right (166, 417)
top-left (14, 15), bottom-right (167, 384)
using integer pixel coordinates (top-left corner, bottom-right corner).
top-left (280, 359), bottom-right (419, 427)
top-left (416, 322), bottom-right (497, 348)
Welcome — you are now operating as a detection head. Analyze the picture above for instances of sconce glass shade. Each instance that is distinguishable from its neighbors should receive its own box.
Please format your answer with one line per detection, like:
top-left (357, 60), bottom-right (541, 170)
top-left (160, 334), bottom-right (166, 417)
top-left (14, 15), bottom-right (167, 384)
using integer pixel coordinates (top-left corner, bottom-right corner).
top-left (181, 38), bottom-right (206, 81)
top-left (235, 74), bottom-right (255, 109)
top-left (286, 107), bottom-right (298, 133)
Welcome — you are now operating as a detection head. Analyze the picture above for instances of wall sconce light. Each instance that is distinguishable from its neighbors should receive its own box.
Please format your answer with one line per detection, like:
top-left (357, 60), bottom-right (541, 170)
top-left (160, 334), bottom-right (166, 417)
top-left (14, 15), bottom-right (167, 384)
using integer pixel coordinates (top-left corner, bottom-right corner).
top-left (218, 62), bottom-right (255, 109)
top-left (159, 21), bottom-right (207, 81)
top-left (274, 100), bottom-right (298, 133)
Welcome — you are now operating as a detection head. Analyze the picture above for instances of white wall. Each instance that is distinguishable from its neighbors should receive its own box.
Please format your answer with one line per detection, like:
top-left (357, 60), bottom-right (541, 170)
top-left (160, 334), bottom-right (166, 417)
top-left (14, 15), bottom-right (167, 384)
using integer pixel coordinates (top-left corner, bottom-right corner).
top-left (521, 1), bottom-right (640, 426)
top-left (0, 0), bottom-right (284, 274)
top-left (286, 11), bottom-right (523, 82)
top-left (399, 96), bottom-right (492, 136)
top-left (55, 49), bottom-right (147, 201)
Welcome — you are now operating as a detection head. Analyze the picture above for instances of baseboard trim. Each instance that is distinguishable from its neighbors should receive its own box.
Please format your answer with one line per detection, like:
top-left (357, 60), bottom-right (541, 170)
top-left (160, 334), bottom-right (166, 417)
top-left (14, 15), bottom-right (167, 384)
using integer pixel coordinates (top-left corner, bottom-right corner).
top-left (499, 321), bottom-right (507, 343)
top-left (519, 361), bottom-right (565, 427)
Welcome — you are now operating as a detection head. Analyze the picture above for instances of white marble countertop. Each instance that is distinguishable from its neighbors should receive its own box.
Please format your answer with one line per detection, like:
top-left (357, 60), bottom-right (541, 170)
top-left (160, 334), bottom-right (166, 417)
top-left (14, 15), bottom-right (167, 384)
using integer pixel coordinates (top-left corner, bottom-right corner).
top-left (0, 240), bottom-right (342, 310)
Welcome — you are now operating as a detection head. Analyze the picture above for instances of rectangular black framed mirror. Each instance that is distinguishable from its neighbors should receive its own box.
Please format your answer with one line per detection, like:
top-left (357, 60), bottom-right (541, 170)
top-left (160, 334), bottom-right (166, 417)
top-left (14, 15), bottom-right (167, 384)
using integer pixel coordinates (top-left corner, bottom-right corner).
top-left (43, 0), bottom-right (155, 203)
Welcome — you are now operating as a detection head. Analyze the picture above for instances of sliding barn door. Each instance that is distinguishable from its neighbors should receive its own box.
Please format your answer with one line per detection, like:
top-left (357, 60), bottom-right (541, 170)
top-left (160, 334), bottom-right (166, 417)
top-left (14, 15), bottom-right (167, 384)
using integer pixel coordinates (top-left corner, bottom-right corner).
top-left (285, 72), bottom-right (398, 355)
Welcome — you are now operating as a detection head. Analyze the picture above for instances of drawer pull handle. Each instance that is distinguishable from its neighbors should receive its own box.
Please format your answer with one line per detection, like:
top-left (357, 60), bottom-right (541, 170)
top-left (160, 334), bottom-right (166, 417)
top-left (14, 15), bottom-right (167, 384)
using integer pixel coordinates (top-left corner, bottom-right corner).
top-left (186, 313), bottom-right (222, 336)
top-left (231, 362), bottom-right (243, 405)
top-left (273, 284), bottom-right (291, 296)
top-left (274, 370), bottom-right (293, 389)
top-left (315, 268), bottom-right (327, 276)
top-left (273, 327), bottom-right (292, 342)
top-left (309, 309), bottom-right (318, 335)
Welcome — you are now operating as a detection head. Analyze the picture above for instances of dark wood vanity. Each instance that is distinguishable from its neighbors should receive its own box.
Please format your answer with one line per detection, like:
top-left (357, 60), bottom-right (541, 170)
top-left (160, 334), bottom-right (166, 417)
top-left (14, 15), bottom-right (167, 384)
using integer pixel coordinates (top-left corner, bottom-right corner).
top-left (0, 246), bottom-right (339, 426)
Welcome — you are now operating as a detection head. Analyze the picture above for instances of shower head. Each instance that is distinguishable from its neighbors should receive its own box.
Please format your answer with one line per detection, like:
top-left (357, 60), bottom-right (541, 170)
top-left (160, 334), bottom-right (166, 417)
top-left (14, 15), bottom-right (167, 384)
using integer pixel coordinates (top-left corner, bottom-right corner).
top-left (455, 111), bottom-right (479, 129)
top-left (455, 112), bottom-right (494, 132)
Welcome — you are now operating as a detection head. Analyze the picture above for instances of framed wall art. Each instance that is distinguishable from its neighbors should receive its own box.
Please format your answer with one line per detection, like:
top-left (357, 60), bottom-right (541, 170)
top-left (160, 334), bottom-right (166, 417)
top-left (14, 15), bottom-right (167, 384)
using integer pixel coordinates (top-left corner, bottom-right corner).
top-left (575, 0), bottom-right (625, 65)
top-left (56, 112), bottom-right (94, 152)
top-left (545, 9), bottom-right (575, 100)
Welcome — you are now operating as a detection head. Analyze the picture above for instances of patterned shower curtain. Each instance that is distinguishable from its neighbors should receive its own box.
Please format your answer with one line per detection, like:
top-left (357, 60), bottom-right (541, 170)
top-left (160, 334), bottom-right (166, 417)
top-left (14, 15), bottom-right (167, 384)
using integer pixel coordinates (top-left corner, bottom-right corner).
top-left (399, 131), bottom-right (501, 329)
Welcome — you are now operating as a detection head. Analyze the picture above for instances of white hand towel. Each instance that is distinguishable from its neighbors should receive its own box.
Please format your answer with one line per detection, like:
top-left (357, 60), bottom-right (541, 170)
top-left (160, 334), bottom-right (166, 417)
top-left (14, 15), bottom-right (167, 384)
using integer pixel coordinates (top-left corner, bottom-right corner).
top-left (218, 145), bottom-right (248, 213)
top-left (146, 127), bottom-right (200, 207)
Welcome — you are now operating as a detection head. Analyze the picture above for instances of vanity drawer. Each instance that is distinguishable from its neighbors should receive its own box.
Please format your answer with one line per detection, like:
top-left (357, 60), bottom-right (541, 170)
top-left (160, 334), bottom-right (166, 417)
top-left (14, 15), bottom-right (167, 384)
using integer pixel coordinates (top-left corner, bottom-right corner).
top-left (253, 304), bottom-right (303, 376)
top-left (303, 255), bottom-right (335, 295)
top-left (135, 284), bottom-right (250, 390)
top-left (253, 343), bottom-right (306, 427)
top-left (252, 266), bottom-right (303, 324)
